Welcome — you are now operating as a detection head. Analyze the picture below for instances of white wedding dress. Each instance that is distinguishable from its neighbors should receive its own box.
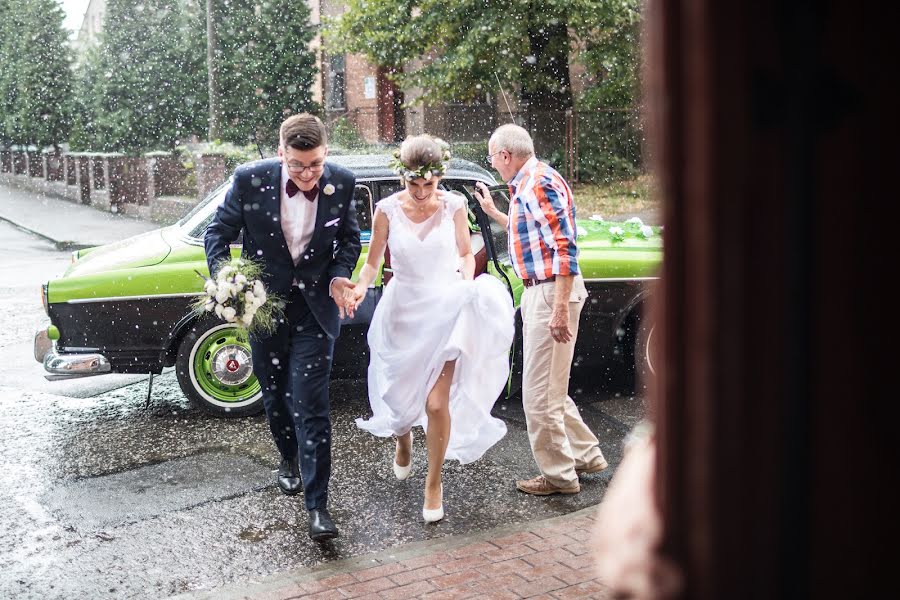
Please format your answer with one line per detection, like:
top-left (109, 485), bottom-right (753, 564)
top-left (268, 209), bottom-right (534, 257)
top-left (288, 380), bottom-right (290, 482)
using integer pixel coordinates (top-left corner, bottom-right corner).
top-left (355, 191), bottom-right (514, 464)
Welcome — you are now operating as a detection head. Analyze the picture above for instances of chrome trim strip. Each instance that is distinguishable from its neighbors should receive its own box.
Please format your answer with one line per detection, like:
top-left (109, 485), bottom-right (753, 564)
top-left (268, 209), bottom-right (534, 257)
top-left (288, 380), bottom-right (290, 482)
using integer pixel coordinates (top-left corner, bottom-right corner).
top-left (66, 292), bottom-right (204, 304)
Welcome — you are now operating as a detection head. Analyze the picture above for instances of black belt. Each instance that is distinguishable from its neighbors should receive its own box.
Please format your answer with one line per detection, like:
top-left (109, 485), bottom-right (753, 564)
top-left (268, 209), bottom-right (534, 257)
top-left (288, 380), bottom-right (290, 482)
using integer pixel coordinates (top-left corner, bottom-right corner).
top-left (522, 275), bottom-right (556, 288)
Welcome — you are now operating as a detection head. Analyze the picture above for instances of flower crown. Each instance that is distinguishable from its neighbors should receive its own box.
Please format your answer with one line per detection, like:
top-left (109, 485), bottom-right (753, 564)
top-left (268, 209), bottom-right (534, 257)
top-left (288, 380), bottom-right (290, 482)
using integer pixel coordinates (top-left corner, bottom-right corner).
top-left (389, 144), bottom-right (452, 181)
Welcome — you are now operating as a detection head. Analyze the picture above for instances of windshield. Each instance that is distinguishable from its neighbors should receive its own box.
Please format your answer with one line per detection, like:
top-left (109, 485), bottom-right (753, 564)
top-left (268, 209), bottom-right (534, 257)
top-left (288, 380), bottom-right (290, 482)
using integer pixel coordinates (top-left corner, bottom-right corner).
top-left (179, 181), bottom-right (230, 239)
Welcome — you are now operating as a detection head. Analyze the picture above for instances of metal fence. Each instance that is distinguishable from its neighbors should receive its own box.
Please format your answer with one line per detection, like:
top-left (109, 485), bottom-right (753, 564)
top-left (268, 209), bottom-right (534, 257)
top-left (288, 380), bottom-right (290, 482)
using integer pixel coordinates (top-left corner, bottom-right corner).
top-left (325, 105), bottom-right (644, 184)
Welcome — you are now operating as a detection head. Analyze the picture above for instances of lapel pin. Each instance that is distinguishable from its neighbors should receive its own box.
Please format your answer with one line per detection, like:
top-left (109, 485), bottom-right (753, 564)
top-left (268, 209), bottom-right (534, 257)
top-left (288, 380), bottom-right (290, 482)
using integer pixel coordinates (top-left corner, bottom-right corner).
top-left (323, 184), bottom-right (336, 196)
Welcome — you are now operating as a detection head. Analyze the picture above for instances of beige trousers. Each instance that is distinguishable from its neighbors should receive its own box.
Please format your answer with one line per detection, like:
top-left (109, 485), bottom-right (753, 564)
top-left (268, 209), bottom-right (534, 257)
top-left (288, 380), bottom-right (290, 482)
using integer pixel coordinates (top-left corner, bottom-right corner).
top-left (521, 275), bottom-right (604, 488)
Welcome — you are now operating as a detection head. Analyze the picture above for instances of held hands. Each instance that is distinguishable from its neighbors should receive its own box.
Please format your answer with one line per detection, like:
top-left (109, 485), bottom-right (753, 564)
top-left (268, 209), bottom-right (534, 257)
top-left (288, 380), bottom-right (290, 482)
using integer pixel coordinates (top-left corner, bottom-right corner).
top-left (330, 277), bottom-right (356, 319)
top-left (339, 283), bottom-right (367, 319)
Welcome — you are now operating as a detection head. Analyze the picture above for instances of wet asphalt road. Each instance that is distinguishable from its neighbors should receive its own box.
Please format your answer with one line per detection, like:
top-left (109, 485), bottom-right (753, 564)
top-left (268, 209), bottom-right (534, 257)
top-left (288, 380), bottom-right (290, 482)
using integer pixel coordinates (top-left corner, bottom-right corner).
top-left (0, 219), bottom-right (645, 599)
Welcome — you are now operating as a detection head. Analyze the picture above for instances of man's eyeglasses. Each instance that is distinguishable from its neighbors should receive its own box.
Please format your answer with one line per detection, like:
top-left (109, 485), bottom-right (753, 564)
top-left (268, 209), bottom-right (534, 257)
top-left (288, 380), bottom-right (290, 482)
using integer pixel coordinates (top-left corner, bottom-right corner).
top-left (486, 150), bottom-right (507, 163)
top-left (286, 162), bottom-right (324, 174)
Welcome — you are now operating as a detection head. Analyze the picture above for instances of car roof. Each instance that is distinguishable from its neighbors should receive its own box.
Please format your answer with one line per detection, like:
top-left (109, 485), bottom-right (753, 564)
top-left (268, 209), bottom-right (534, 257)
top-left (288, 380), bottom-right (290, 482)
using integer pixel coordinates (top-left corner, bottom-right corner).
top-left (328, 153), bottom-right (496, 182)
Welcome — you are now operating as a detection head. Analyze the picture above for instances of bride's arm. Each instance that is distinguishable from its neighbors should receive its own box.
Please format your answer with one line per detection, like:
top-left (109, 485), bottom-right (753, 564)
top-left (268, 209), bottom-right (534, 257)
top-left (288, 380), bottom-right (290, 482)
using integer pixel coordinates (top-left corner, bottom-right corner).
top-left (347, 208), bottom-right (389, 307)
top-left (453, 206), bottom-right (475, 281)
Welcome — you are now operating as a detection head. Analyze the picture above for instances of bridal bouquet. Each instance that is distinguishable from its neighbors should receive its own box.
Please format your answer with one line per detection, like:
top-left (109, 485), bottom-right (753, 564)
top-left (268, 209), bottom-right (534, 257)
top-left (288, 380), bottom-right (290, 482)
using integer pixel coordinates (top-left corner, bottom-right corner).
top-left (194, 258), bottom-right (283, 335)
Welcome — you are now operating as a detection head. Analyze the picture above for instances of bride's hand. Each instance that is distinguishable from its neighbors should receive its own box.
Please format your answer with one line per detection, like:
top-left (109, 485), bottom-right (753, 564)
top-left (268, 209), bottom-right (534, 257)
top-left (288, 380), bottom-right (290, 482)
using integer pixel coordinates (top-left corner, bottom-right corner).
top-left (343, 285), bottom-right (366, 316)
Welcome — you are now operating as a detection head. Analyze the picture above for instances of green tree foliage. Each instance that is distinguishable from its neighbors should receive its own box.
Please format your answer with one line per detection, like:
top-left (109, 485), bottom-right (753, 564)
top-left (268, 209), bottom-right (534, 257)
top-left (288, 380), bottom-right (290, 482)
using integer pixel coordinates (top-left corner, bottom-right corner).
top-left (72, 0), bottom-right (318, 152)
top-left (0, 0), bottom-right (73, 147)
top-left (73, 0), bottom-right (207, 152)
top-left (213, 0), bottom-right (319, 146)
top-left (325, 0), bottom-right (642, 177)
top-left (327, 1), bottom-right (639, 107)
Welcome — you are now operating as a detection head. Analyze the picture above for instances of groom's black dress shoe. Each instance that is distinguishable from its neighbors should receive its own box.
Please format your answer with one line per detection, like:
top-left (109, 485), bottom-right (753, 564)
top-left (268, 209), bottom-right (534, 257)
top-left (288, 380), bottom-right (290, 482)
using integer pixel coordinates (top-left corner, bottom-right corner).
top-left (276, 457), bottom-right (301, 496)
top-left (308, 508), bottom-right (339, 541)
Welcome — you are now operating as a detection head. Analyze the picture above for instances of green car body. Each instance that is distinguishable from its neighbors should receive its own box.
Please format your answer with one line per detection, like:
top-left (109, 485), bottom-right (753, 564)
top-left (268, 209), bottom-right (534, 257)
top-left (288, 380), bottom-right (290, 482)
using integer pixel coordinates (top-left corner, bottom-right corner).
top-left (35, 155), bottom-right (662, 416)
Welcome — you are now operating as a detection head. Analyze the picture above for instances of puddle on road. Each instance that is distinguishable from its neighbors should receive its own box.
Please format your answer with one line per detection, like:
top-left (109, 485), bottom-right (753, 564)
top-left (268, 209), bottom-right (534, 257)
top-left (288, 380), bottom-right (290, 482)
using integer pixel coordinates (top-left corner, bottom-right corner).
top-left (42, 453), bottom-right (272, 530)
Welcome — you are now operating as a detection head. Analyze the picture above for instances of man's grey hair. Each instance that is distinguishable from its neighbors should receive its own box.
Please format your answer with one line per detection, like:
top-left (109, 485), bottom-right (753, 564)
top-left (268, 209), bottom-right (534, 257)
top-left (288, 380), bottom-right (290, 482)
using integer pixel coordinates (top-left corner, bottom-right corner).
top-left (490, 124), bottom-right (535, 158)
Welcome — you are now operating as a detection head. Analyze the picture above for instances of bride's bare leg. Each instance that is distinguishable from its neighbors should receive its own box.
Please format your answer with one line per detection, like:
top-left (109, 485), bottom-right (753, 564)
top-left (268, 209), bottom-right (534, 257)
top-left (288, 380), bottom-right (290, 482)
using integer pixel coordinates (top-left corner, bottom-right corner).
top-left (425, 360), bottom-right (456, 510)
top-left (395, 430), bottom-right (412, 468)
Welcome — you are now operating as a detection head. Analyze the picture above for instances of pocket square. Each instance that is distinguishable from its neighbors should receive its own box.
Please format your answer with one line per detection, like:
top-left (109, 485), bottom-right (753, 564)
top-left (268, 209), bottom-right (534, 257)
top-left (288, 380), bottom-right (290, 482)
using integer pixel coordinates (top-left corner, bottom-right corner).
top-left (324, 218), bottom-right (340, 227)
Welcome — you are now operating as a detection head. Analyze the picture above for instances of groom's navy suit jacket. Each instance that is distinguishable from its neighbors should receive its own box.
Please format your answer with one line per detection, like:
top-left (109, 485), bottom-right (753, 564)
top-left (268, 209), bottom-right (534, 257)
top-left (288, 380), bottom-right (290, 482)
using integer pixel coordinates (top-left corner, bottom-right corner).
top-left (204, 158), bottom-right (362, 339)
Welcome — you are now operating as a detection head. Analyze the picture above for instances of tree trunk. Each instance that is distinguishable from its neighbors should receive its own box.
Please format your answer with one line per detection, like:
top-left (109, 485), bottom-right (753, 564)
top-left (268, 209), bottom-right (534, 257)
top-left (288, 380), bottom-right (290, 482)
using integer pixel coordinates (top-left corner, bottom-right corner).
top-left (521, 12), bottom-right (572, 157)
top-left (206, 0), bottom-right (220, 141)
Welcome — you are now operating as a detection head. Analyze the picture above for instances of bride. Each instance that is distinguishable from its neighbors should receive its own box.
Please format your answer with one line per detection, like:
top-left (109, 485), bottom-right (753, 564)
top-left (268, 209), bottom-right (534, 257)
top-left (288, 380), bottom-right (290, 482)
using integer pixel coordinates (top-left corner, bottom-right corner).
top-left (346, 134), bottom-right (514, 523)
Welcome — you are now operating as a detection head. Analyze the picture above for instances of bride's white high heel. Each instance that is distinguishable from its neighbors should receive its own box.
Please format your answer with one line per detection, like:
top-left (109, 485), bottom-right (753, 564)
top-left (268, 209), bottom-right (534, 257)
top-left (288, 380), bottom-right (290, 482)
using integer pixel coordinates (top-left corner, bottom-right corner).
top-left (393, 431), bottom-right (413, 480)
top-left (422, 484), bottom-right (444, 523)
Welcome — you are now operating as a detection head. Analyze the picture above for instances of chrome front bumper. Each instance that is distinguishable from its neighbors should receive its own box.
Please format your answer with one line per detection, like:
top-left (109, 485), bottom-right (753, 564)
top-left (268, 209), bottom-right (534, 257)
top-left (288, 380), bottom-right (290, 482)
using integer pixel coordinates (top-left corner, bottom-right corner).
top-left (34, 329), bottom-right (111, 375)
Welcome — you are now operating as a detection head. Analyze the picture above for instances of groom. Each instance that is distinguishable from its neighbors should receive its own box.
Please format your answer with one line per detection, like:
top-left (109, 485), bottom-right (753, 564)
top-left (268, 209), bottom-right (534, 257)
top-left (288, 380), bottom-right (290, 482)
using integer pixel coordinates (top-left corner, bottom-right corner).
top-left (205, 113), bottom-right (361, 541)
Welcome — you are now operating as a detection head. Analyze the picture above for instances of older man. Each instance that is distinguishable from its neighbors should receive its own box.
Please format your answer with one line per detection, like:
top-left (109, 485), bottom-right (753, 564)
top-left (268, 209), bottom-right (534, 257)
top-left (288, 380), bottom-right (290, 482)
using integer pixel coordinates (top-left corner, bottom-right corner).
top-left (474, 124), bottom-right (607, 495)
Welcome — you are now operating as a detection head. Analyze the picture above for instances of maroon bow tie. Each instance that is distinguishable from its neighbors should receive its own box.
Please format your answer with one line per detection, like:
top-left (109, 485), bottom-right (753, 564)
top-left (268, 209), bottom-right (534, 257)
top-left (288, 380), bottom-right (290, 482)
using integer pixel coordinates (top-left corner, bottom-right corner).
top-left (286, 179), bottom-right (318, 201)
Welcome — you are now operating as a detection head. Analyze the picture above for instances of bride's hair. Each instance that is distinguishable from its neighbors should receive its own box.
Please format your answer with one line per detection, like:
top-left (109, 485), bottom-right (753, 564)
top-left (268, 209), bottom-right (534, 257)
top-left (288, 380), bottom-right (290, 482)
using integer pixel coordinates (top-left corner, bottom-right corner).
top-left (389, 135), bottom-right (452, 182)
top-left (399, 134), bottom-right (449, 170)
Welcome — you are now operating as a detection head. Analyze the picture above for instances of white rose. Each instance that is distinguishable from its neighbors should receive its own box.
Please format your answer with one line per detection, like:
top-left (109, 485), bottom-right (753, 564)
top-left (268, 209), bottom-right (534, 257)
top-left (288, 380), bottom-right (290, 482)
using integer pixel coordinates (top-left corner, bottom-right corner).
top-left (252, 296), bottom-right (265, 308)
top-left (609, 226), bottom-right (624, 235)
top-left (424, 170), bottom-right (433, 181)
top-left (221, 306), bottom-right (237, 322)
top-left (323, 183), bottom-right (336, 195)
top-left (625, 217), bottom-right (643, 225)
top-left (218, 265), bottom-right (234, 279)
top-left (241, 312), bottom-right (254, 326)
top-left (253, 280), bottom-right (265, 297)
top-left (204, 298), bottom-right (216, 312)
top-left (215, 288), bottom-right (230, 304)
top-left (640, 225), bottom-right (654, 238)
top-left (245, 291), bottom-right (256, 305)
top-left (204, 280), bottom-right (217, 295)
top-left (214, 304), bottom-right (224, 318)
top-left (234, 273), bottom-right (248, 287)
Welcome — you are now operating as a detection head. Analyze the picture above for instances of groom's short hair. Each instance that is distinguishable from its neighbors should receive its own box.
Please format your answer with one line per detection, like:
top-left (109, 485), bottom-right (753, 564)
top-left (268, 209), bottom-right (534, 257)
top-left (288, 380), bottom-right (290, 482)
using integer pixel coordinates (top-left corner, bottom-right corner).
top-left (280, 113), bottom-right (327, 150)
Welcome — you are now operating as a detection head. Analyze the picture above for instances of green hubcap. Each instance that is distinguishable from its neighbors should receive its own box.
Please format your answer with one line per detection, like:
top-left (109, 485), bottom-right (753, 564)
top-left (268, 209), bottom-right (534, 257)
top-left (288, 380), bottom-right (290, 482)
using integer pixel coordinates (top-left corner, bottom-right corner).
top-left (192, 325), bottom-right (260, 405)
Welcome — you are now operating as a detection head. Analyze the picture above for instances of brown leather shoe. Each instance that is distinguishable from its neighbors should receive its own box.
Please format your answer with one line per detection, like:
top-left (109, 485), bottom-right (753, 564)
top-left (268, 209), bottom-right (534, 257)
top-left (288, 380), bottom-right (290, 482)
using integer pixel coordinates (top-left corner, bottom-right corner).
top-left (575, 456), bottom-right (609, 475)
top-left (516, 475), bottom-right (580, 496)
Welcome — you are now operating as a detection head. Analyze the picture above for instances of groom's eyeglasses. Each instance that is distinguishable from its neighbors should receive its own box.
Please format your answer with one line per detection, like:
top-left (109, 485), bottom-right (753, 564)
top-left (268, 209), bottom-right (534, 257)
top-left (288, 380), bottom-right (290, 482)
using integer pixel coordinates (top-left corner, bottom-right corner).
top-left (286, 161), bottom-right (324, 174)
top-left (486, 150), bottom-right (505, 162)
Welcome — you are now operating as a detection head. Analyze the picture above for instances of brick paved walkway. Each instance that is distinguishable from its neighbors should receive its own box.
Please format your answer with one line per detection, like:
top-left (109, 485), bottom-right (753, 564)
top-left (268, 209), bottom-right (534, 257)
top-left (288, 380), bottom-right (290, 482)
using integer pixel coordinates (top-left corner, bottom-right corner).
top-left (180, 506), bottom-right (611, 600)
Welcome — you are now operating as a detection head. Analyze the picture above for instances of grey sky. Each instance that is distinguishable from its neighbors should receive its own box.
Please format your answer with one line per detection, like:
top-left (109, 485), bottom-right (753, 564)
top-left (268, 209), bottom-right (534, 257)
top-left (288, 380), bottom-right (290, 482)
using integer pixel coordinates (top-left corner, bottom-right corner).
top-left (57, 0), bottom-right (90, 34)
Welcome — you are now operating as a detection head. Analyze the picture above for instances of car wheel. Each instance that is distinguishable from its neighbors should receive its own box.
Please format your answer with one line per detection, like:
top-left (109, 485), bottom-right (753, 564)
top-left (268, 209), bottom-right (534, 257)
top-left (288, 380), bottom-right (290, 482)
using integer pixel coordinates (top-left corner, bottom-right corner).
top-left (175, 320), bottom-right (264, 417)
top-left (633, 316), bottom-right (658, 393)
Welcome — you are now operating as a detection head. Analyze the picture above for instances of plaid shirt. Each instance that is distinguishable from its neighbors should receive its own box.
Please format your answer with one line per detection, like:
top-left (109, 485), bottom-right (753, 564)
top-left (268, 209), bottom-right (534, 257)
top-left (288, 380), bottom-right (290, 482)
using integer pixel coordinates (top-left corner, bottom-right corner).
top-left (507, 157), bottom-right (580, 280)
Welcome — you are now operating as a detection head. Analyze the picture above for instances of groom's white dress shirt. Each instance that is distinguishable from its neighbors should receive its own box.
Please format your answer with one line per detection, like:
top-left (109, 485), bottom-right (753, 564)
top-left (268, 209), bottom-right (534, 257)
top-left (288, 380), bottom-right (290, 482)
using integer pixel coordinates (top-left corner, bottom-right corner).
top-left (280, 165), bottom-right (318, 266)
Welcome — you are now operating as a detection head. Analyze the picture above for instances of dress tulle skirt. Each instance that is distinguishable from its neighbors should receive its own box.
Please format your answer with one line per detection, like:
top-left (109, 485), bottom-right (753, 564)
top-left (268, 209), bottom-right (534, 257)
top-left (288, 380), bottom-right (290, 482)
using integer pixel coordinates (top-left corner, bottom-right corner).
top-left (355, 273), bottom-right (514, 464)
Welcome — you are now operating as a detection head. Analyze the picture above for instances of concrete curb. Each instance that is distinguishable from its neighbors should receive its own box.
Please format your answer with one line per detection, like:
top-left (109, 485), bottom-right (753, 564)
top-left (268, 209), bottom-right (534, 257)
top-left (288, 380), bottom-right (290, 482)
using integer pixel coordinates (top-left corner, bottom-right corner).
top-left (0, 180), bottom-right (159, 250)
top-left (170, 504), bottom-right (600, 599)
top-left (0, 214), bottom-right (91, 251)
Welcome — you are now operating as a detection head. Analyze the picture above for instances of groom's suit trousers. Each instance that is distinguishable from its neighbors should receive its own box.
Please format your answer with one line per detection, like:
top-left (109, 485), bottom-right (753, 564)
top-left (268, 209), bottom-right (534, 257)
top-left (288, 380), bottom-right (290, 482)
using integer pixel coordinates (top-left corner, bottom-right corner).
top-left (250, 287), bottom-right (336, 511)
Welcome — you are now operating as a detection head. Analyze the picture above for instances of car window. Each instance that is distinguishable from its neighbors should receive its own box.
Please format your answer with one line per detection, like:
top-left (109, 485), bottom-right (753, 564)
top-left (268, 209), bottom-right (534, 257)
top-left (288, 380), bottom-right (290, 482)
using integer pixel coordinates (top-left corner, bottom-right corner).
top-left (354, 184), bottom-right (374, 243)
top-left (377, 180), bottom-right (403, 201)
top-left (478, 185), bottom-right (511, 265)
top-left (485, 186), bottom-right (511, 263)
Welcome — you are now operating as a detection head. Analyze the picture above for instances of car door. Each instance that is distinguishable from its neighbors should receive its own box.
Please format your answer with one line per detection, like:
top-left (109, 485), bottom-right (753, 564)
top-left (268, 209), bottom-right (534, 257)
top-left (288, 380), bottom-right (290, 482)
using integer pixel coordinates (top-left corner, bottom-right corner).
top-left (340, 182), bottom-right (378, 326)
top-left (457, 184), bottom-right (525, 398)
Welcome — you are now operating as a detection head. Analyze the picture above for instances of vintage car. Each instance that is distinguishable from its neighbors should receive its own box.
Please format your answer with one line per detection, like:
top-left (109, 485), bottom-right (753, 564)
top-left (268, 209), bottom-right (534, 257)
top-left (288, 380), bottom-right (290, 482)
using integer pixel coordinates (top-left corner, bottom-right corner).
top-left (34, 154), bottom-right (662, 416)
